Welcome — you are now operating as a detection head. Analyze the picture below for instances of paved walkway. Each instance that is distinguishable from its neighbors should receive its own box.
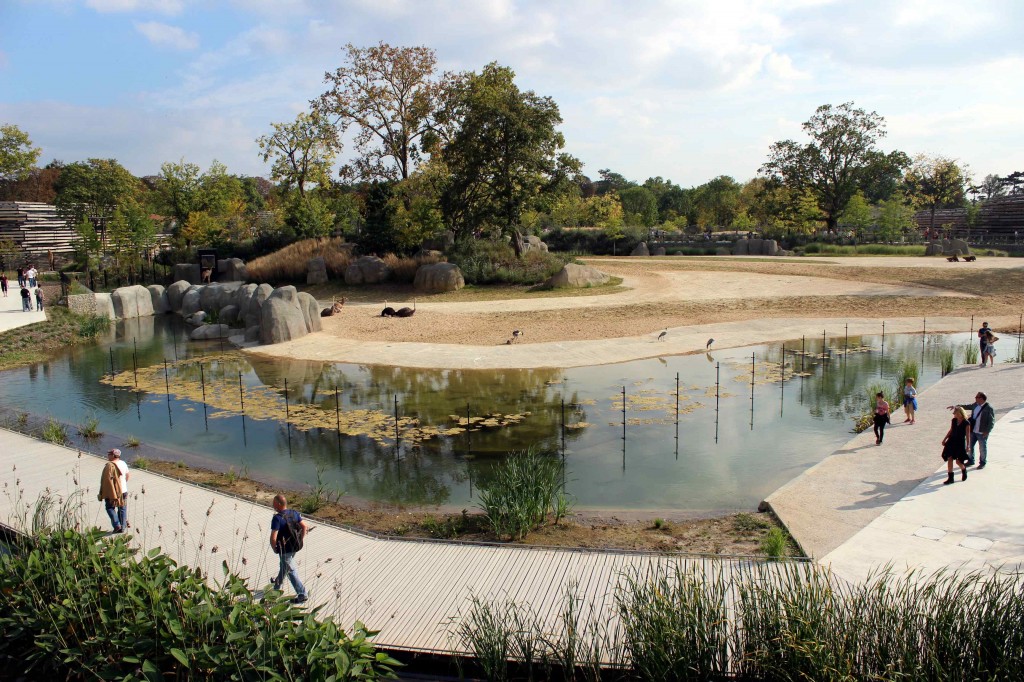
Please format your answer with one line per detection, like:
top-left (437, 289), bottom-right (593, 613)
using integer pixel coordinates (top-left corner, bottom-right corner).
top-left (0, 428), bottom-right (783, 655)
top-left (762, 363), bottom-right (1024, 582)
top-left (0, 280), bottom-right (45, 332)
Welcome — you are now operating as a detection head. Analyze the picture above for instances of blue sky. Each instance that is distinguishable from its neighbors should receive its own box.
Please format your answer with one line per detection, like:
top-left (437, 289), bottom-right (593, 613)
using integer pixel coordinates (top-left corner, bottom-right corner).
top-left (2, 0), bottom-right (1021, 187)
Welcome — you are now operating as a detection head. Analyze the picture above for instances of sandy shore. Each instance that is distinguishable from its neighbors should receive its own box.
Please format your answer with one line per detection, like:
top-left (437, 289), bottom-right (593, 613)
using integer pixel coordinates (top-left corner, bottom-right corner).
top-left (248, 256), bottom-right (1024, 369)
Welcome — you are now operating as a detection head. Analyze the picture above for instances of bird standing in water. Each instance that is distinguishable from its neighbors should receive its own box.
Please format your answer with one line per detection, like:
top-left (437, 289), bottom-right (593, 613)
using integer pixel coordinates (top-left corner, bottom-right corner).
top-left (657, 329), bottom-right (667, 341)
top-left (706, 338), bottom-right (714, 349)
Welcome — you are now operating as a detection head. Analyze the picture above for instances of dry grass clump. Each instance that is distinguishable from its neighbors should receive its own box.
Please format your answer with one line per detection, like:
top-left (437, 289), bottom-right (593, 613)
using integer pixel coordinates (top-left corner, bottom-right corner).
top-left (246, 237), bottom-right (354, 283)
top-left (384, 251), bottom-right (445, 283)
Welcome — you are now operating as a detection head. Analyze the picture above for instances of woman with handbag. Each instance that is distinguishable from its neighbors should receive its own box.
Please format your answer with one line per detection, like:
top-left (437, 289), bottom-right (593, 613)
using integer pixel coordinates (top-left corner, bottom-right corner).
top-left (940, 406), bottom-right (971, 484)
top-left (873, 392), bottom-right (890, 446)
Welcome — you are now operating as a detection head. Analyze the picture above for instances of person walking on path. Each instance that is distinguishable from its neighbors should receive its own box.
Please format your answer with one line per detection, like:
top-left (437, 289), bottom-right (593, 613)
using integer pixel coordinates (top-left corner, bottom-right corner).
top-left (16, 267), bottom-right (24, 288)
top-left (873, 392), bottom-right (890, 445)
top-left (977, 322), bottom-right (991, 366)
top-left (0, 273), bottom-right (7, 297)
top-left (269, 494), bottom-right (309, 604)
top-left (19, 285), bottom-right (31, 312)
top-left (34, 286), bottom-right (43, 311)
top-left (98, 452), bottom-right (125, 533)
top-left (903, 377), bottom-right (918, 424)
top-left (26, 266), bottom-right (37, 288)
top-left (983, 330), bottom-right (998, 367)
top-left (949, 392), bottom-right (995, 468)
top-left (109, 449), bottom-right (130, 529)
top-left (940, 406), bottom-right (971, 485)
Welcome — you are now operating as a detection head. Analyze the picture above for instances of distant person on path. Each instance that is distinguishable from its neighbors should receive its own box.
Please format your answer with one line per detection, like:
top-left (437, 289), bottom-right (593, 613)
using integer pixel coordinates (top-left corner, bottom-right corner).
top-left (940, 406), bottom-right (971, 484)
top-left (948, 392), bottom-right (995, 468)
top-left (26, 266), bottom-right (37, 288)
top-left (269, 494), bottom-right (308, 604)
top-left (34, 286), bottom-right (43, 311)
top-left (0, 273), bottom-right (7, 297)
top-left (873, 392), bottom-right (890, 445)
top-left (983, 330), bottom-right (998, 367)
top-left (977, 322), bottom-right (991, 366)
top-left (98, 451), bottom-right (125, 533)
top-left (16, 267), bottom-right (24, 288)
top-left (19, 286), bottom-right (31, 312)
top-left (109, 449), bottom-right (130, 529)
top-left (902, 378), bottom-right (918, 424)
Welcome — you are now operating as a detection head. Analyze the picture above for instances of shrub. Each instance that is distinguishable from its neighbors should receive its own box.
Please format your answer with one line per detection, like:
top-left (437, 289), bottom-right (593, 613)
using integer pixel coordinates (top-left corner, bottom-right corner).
top-left (0, 529), bottom-right (400, 680)
top-left (759, 527), bottom-right (789, 558)
top-left (77, 415), bottom-right (101, 439)
top-left (477, 448), bottom-right (573, 541)
top-left (382, 251), bottom-right (443, 284)
top-left (448, 240), bottom-right (570, 286)
top-left (41, 418), bottom-right (68, 445)
top-left (962, 340), bottom-right (979, 365)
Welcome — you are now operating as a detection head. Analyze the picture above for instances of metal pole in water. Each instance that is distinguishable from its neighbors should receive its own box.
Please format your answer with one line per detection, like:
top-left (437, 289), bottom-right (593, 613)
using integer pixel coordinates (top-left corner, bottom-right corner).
top-left (822, 329), bottom-right (827, 369)
top-left (466, 402), bottom-right (471, 458)
top-left (845, 323), bottom-right (848, 359)
top-left (621, 386), bottom-right (626, 470)
top-left (561, 398), bottom-right (566, 456)
top-left (715, 362), bottom-right (720, 443)
top-left (132, 340), bottom-right (138, 388)
top-left (394, 395), bottom-right (400, 460)
top-left (1018, 313), bottom-right (1023, 361)
top-left (750, 352), bottom-right (755, 430)
top-left (880, 321), bottom-right (885, 378)
top-left (801, 335), bottom-right (806, 372)
top-left (283, 378), bottom-right (289, 418)
top-left (199, 362), bottom-right (208, 430)
top-left (171, 323), bottom-right (178, 361)
top-left (109, 348), bottom-right (116, 380)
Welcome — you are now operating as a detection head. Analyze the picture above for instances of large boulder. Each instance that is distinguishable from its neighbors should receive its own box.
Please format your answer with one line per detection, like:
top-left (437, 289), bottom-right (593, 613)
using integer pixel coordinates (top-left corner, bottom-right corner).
top-left (234, 283), bottom-right (257, 311)
top-left (93, 293), bottom-right (116, 320)
top-left (217, 257), bottom-right (247, 281)
top-left (414, 262), bottom-right (465, 293)
top-left (219, 304), bottom-right (239, 325)
top-left (245, 283), bottom-right (273, 328)
top-left (173, 263), bottom-right (201, 285)
top-left (733, 239), bottom-right (750, 256)
top-left (167, 280), bottom-right (191, 313)
top-left (631, 242), bottom-right (650, 256)
top-left (190, 324), bottom-right (230, 341)
top-left (652, 246), bottom-right (667, 256)
top-left (111, 285), bottom-right (155, 319)
top-left (925, 241), bottom-right (943, 256)
top-left (545, 263), bottom-right (611, 289)
top-left (344, 256), bottom-right (391, 285)
top-left (297, 292), bottom-right (322, 333)
top-left (181, 287), bottom-right (203, 317)
top-left (307, 257), bottom-right (328, 285)
top-left (522, 235), bottom-right (548, 253)
top-left (945, 238), bottom-right (971, 257)
top-left (763, 239), bottom-right (780, 256)
top-left (259, 286), bottom-right (309, 344)
top-left (147, 284), bottom-right (169, 314)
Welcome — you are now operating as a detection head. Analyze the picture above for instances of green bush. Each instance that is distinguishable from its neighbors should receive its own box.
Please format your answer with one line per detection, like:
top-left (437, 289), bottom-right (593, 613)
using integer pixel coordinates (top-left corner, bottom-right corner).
top-left (448, 239), bottom-right (570, 285)
top-left (41, 418), bottom-right (68, 445)
top-left (0, 529), bottom-right (400, 680)
top-left (477, 448), bottom-right (573, 540)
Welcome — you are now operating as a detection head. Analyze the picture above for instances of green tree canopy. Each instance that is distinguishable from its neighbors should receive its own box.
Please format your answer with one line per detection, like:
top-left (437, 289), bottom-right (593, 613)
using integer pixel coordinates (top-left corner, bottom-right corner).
top-left (316, 42), bottom-right (446, 181)
top-left (760, 102), bottom-right (903, 231)
top-left (438, 63), bottom-right (580, 256)
top-left (258, 111), bottom-right (339, 197)
top-left (54, 158), bottom-right (139, 226)
top-left (903, 154), bottom-right (970, 232)
top-left (0, 124), bottom-right (41, 182)
top-left (618, 186), bottom-right (658, 227)
top-left (692, 175), bottom-right (741, 227)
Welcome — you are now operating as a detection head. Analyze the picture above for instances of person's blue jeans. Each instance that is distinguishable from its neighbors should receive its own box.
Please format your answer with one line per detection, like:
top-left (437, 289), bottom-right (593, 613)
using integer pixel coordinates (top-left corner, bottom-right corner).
top-left (22, 298), bottom-right (31, 312)
top-left (28, 277), bottom-right (36, 287)
top-left (969, 432), bottom-right (989, 465)
top-left (274, 551), bottom-right (307, 598)
top-left (104, 499), bottom-right (122, 531)
top-left (118, 494), bottom-right (128, 528)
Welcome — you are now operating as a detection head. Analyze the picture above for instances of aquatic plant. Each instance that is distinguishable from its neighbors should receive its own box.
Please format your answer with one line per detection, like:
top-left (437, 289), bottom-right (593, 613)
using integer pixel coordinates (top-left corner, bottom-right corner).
top-left (477, 447), bottom-right (572, 541)
top-left (41, 418), bottom-right (68, 445)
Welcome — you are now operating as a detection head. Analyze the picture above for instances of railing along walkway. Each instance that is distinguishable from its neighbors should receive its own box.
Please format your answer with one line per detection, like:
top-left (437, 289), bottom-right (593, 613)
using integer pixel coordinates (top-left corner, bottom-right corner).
top-left (0, 428), bottom-right (784, 654)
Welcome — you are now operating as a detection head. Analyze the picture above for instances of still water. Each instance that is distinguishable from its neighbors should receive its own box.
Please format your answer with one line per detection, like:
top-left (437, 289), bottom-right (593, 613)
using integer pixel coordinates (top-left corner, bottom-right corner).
top-left (0, 316), bottom-right (973, 512)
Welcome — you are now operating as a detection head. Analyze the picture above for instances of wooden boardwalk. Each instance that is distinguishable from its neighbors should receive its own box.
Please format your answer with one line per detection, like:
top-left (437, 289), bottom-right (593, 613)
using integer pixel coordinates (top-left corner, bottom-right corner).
top-left (0, 428), bottom-right (787, 655)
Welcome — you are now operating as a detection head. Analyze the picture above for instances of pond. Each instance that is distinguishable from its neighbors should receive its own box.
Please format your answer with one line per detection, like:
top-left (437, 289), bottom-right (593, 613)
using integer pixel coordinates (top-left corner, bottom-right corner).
top-left (0, 316), bottom-right (980, 513)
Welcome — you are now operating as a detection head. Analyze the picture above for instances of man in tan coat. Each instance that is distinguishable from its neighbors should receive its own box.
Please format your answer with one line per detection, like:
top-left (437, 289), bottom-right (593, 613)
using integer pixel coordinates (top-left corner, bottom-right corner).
top-left (98, 452), bottom-right (125, 533)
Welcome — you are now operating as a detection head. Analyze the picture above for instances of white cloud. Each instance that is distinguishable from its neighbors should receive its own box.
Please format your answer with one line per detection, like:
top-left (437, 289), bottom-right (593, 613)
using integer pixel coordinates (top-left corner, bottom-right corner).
top-left (86, 0), bottom-right (186, 14)
top-left (134, 21), bottom-right (199, 50)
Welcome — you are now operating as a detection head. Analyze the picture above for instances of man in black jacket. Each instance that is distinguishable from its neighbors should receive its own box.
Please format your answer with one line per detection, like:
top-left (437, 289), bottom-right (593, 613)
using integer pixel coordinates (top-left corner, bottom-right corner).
top-left (949, 392), bottom-right (995, 468)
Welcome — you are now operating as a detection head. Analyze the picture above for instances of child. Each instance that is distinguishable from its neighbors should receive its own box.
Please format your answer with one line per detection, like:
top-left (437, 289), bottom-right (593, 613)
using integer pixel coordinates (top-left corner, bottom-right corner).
top-left (903, 378), bottom-right (917, 424)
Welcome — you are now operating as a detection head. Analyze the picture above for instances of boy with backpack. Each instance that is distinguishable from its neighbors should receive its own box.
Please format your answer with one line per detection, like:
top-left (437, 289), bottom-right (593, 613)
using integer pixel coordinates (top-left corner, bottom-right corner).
top-left (269, 494), bottom-right (309, 603)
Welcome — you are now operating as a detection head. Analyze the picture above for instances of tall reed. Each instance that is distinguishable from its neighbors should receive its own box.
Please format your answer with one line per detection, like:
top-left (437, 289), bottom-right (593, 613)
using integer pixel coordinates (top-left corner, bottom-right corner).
top-left (477, 448), bottom-right (572, 540)
top-left (940, 347), bottom-right (955, 375)
top-left (963, 340), bottom-right (979, 365)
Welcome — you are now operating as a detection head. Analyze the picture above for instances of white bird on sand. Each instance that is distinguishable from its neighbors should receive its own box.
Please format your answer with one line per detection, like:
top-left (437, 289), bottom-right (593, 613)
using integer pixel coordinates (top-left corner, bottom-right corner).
top-left (657, 329), bottom-right (668, 341)
top-left (706, 338), bottom-right (714, 349)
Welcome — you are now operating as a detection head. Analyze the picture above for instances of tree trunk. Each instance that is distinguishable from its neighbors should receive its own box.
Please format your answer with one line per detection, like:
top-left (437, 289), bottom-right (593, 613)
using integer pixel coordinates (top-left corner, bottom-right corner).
top-left (511, 229), bottom-right (525, 258)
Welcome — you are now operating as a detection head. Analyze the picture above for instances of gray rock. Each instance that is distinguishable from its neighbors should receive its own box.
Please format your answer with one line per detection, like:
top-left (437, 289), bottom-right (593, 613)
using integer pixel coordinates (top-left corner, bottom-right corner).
top-left (111, 285), bottom-right (155, 319)
top-left (173, 263), bottom-right (201, 284)
top-left (545, 263), bottom-right (611, 288)
top-left (946, 238), bottom-right (970, 256)
top-left (344, 255), bottom-right (391, 285)
top-left (733, 239), bottom-right (750, 256)
top-left (652, 246), bottom-right (666, 256)
top-left (307, 256), bottom-right (328, 285)
top-left (219, 305), bottom-right (239, 325)
top-left (190, 324), bottom-right (230, 340)
top-left (224, 258), bottom-right (247, 282)
top-left (234, 283), bottom-right (257, 312)
top-left (763, 239), bottom-right (780, 256)
top-left (925, 241), bottom-right (943, 256)
top-left (147, 284), bottom-right (169, 314)
top-left (93, 293), bottom-right (116, 320)
top-left (245, 325), bottom-right (261, 342)
top-left (181, 287), bottom-right (203, 317)
top-left (167, 280), bottom-right (191, 313)
top-left (260, 286), bottom-right (309, 344)
top-left (631, 242), bottom-right (650, 256)
top-left (298, 292), bottom-right (322, 332)
top-left (414, 262), bottom-right (465, 293)
top-left (523, 235), bottom-right (549, 253)
top-left (185, 311), bottom-right (207, 325)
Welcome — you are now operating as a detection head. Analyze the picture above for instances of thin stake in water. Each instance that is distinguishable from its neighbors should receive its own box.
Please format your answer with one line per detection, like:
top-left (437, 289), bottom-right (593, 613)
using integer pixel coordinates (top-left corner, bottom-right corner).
top-left (750, 352), bottom-right (755, 430)
top-left (715, 362), bottom-right (720, 443)
top-left (199, 362), bottom-right (208, 431)
top-left (163, 359), bottom-right (173, 428)
top-left (393, 394), bottom-right (400, 460)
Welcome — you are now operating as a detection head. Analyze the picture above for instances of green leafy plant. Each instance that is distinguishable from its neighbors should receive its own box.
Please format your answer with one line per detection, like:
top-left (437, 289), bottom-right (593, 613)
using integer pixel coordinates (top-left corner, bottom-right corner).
top-left (963, 340), bottom-right (979, 365)
top-left (477, 448), bottom-right (573, 541)
top-left (124, 434), bottom-right (141, 448)
top-left (76, 415), bottom-right (101, 439)
top-left (940, 347), bottom-right (955, 376)
top-left (300, 464), bottom-right (343, 514)
top-left (131, 456), bottom-right (150, 470)
top-left (41, 418), bottom-right (68, 445)
top-left (759, 526), bottom-right (790, 558)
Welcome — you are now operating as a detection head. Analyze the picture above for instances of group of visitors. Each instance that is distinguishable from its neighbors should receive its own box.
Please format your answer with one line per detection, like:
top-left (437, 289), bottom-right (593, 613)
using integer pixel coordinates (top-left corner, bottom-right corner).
top-left (978, 321), bottom-right (998, 367)
top-left (4, 266), bottom-right (44, 311)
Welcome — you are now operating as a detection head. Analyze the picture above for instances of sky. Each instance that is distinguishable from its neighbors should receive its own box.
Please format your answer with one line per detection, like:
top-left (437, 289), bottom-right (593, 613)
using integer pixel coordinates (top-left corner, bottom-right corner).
top-left (2, 0), bottom-right (1022, 188)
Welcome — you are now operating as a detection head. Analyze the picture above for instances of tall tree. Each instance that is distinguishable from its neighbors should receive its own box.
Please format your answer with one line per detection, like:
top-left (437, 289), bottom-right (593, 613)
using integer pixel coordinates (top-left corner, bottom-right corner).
top-left (0, 124), bottom-right (41, 182)
top-left (618, 186), bottom-right (658, 226)
top-left (438, 63), bottom-right (580, 256)
top-left (257, 111), bottom-right (339, 197)
top-left (317, 42), bottom-right (444, 181)
top-left (903, 154), bottom-right (970, 233)
top-left (761, 102), bottom-right (900, 231)
top-left (156, 159), bottom-right (203, 226)
top-left (54, 158), bottom-right (139, 227)
top-left (692, 175), bottom-right (741, 227)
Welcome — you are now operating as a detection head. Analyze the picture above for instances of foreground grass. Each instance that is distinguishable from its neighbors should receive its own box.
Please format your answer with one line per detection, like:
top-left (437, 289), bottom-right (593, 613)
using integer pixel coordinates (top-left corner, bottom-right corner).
top-left (0, 306), bottom-right (110, 371)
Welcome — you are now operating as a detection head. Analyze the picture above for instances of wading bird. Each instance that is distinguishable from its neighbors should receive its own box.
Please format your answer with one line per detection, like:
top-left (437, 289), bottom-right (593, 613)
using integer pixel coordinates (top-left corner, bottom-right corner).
top-left (706, 338), bottom-right (714, 349)
top-left (657, 329), bottom-right (668, 341)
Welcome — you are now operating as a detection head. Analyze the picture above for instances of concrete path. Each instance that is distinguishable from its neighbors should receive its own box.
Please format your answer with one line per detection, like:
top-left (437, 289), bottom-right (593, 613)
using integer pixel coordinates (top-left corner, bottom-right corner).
top-left (762, 362), bottom-right (1024, 581)
top-left (0, 281), bottom-right (45, 332)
